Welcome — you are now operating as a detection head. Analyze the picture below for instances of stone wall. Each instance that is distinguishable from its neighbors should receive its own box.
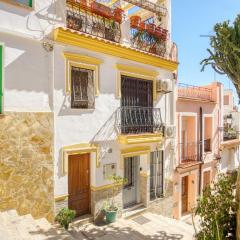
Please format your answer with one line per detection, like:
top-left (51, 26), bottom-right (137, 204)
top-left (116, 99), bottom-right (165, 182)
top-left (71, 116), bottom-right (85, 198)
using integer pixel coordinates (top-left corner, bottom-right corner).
top-left (0, 112), bottom-right (54, 222)
top-left (148, 180), bottom-right (174, 218)
top-left (91, 186), bottom-right (123, 222)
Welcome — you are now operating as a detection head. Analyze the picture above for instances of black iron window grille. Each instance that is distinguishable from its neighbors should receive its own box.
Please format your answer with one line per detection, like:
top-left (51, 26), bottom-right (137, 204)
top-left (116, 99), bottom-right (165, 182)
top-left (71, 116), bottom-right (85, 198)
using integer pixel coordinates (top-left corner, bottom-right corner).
top-left (179, 142), bottom-right (201, 164)
top-left (71, 66), bottom-right (94, 109)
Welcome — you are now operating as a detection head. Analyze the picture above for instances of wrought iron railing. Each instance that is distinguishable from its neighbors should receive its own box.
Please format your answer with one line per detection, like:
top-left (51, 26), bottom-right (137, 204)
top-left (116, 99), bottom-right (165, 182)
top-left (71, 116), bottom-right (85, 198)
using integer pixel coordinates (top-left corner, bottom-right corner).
top-left (66, 0), bottom-right (122, 43)
top-left (115, 107), bottom-right (163, 135)
top-left (204, 138), bottom-right (211, 152)
top-left (219, 127), bottom-right (239, 141)
top-left (178, 83), bottom-right (215, 102)
top-left (179, 142), bottom-right (201, 164)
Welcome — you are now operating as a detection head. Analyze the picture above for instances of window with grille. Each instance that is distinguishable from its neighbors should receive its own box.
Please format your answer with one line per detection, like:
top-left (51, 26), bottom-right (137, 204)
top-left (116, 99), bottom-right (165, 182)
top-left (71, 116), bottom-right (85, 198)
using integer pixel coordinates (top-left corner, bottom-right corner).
top-left (71, 66), bottom-right (94, 109)
top-left (150, 151), bottom-right (164, 199)
top-left (14, 0), bottom-right (32, 7)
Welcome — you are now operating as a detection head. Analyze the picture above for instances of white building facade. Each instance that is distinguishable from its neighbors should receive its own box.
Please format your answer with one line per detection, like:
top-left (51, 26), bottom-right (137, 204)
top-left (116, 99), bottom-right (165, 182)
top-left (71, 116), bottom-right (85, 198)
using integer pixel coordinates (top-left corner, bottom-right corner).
top-left (0, 0), bottom-right (178, 221)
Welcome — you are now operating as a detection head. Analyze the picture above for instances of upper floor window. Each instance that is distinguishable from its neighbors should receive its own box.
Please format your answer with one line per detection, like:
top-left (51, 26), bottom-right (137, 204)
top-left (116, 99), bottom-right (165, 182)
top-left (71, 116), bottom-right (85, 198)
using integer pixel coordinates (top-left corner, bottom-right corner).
top-left (224, 95), bottom-right (229, 105)
top-left (71, 66), bottom-right (95, 109)
top-left (13, 0), bottom-right (32, 7)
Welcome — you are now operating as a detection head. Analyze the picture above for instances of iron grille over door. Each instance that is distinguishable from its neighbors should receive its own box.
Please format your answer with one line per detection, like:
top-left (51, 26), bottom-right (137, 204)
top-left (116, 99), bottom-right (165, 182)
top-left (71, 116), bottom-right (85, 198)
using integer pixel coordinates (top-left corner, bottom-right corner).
top-left (150, 151), bottom-right (164, 199)
top-left (121, 75), bottom-right (153, 134)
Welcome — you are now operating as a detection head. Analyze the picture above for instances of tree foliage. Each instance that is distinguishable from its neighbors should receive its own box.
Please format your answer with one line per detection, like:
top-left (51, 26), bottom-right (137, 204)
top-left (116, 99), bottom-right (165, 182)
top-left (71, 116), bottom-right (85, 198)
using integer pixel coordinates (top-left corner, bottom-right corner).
top-left (201, 15), bottom-right (240, 101)
top-left (195, 172), bottom-right (238, 240)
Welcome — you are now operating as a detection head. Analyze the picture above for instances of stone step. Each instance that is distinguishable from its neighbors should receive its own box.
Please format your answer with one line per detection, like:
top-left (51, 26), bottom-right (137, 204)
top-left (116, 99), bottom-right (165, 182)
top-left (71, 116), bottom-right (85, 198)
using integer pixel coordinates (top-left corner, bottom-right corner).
top-left (70, 214), bottom-right (93, 228)
top-left (122, 205), bottom-right (147, 219)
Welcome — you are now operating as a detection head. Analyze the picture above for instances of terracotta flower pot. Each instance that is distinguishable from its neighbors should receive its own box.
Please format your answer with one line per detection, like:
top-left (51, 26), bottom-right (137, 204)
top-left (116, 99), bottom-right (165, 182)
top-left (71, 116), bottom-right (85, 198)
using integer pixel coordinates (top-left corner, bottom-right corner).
top-left (138, 21), bottom-right (146, 31)
top-left (91, 2), bottom-right (113, 19)
top-left (155, 26), bottom-right (168, 41)
top-left (130, 16), bottom-right (141, 28)
top-left (114, 8), bottom-right (124, 23)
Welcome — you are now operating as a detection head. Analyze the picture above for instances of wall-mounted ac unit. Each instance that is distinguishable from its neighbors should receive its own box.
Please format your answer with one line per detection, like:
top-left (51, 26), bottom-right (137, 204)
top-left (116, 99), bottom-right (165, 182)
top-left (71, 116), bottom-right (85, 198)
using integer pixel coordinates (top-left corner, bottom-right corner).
top-left (164, 125), bottom-right (176, 138)
top-left (156, 79), bottom-right (172, 93)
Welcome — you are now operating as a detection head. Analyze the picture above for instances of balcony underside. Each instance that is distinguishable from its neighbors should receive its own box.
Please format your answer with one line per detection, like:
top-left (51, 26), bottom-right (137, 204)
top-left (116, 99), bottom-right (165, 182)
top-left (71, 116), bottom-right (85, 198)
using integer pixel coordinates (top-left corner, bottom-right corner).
top-left (53, 27), bottom-right (178, 71)
top-left (221, 139), bottom-right (240, 149)
top-left (177, 160), bottom-right (202, 170)
top-left (118, 133), bottom-right (163, 145)
top-left (178, 96), bottom-right (216, 103)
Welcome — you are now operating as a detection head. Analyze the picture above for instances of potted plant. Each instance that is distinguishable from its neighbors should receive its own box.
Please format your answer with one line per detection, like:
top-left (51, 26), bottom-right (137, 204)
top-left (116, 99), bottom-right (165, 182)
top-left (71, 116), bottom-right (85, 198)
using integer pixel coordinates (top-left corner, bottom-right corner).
top-left (104, 175), bottom-right (126, 223)
top-left (114, 8), bottom-right (124, 23)
top-left (130, 16), bottom-right (141, 28)
top-left (55, 208), bottom-right (76, 230)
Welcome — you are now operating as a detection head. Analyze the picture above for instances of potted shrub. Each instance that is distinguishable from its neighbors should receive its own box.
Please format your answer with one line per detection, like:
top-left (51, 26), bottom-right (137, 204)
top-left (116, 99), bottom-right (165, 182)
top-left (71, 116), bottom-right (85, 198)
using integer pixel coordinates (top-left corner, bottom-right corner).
top-left (130, 16), bottom-right (141, 28)
top-left (55, 208), bottom-right (76, 230)
top-left (114, 8), bottom-right (124, 23)
top-left (104, 175), bottom-right (126, 223)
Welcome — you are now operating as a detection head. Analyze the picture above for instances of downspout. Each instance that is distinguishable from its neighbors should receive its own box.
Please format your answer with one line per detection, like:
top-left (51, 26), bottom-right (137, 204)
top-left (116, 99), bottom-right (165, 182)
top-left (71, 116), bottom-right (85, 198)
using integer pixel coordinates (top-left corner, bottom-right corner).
top-left (199, 107), bottom-right (203, 195)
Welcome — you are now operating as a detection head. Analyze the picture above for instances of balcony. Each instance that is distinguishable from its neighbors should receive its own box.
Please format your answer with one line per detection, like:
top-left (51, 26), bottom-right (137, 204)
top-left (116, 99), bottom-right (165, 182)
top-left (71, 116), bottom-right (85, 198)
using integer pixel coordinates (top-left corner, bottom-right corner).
top-left (116, 107), bottom-right (163, 144)
top-left (130, 16), bottom-right (168, 57)
top-left (178, 83), bottom-right (215, 102)
top-left (63, 0), bottom-right (177, 61)
top-left (66, 0), bottom-right (122, 43)
top-left (178, 142), bottom-right (201, 167)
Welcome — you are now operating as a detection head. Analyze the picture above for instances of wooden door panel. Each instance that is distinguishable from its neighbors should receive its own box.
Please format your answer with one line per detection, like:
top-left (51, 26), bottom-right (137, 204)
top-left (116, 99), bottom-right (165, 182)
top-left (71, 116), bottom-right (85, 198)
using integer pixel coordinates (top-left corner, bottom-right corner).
top-left (68, 154), bottom-right (90, 217)
top-left (181, 176), bottom-right (188, 214)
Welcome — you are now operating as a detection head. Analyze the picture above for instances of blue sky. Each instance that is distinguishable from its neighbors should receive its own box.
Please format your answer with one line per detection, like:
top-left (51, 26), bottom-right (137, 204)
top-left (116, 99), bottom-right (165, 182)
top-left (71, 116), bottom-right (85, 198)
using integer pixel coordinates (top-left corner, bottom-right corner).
top-left (172, 0), bottom-right (240, 104)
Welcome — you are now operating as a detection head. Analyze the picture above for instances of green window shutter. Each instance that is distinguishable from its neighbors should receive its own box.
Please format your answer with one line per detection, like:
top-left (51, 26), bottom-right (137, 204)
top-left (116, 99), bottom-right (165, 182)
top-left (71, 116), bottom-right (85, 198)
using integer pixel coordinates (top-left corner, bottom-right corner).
top-left (0, 45), bottom-right (3, 114)
top-left (29, 0), bottom-right (32, 7)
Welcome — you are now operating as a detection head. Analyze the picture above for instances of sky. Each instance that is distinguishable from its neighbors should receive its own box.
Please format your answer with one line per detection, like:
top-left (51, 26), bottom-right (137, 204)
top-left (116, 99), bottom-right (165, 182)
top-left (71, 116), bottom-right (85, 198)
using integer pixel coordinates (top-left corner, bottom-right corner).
top-left (172, 0), bottom-right (240, 105)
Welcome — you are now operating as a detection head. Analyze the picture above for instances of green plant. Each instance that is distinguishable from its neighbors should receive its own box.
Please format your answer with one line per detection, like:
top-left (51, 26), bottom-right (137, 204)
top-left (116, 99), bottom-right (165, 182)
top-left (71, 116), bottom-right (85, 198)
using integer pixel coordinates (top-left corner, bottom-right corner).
top-left (104, 175), bottom-right (126, 212)
top-left (55, 208), bottom-right (76, 230)
top-left (194, 171), bottom-right (238, 240)
top-left (201, 15), bottom-right (240, 102)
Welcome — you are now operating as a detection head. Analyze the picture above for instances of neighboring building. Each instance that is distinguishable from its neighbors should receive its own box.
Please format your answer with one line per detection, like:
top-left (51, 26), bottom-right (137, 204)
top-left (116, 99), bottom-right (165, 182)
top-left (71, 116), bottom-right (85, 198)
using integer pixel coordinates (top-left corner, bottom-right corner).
top-left (0, 0), bottom-right (178, 221)
top-left (220, 89), bottom-right (240, 173)
top-left (173, 82), bottom-right (223, 219)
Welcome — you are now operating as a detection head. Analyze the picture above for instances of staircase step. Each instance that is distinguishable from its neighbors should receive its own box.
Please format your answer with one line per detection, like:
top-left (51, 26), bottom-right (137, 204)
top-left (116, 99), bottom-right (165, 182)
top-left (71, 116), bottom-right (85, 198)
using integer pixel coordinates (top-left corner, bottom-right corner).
top-left (122, 205), bottom-right (147, 219)
top-left (70, 214), bottom-right (93, 228)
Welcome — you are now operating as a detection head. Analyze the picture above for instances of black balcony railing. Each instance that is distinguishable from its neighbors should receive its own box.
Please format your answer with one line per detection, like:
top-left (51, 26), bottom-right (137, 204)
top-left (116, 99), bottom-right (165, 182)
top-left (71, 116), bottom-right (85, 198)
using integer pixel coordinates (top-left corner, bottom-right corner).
top-left (204, 138), bottom-right (211, 152)
top-left (179, 142), bottom-right (201, 164)
top-left (116, 107), bottom-right (163, 135)
top-left (219, 127), bottom-right (239, 141)
top-left (66, 0), bottom-right (122, 43)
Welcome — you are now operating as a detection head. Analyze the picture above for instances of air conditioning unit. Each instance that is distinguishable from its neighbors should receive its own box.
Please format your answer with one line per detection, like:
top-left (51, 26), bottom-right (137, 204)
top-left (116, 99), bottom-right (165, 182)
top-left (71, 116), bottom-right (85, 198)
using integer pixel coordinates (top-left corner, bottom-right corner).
top-left (164, 125), bottom-right (176, 138)
top-left (156, 79), bottom-right (172, 93)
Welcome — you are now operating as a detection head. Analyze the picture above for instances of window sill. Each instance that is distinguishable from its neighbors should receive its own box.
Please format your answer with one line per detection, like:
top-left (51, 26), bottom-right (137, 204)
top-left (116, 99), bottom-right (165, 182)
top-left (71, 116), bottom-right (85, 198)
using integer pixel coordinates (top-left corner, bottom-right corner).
top-left (0, 0), bottom-right (33, 10)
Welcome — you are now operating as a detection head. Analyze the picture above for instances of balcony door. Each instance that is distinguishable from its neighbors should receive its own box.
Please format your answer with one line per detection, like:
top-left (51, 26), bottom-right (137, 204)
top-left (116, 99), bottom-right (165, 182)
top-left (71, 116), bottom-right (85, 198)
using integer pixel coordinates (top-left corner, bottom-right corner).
top-left (121, 75), bottom-right (153, 134)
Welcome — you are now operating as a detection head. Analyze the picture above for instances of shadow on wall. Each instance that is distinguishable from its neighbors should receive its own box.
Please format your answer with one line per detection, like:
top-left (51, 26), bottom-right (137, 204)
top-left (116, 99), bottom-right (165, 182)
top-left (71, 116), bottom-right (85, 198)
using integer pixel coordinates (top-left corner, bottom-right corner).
top-left (3, 34), bottom-right (50, 94)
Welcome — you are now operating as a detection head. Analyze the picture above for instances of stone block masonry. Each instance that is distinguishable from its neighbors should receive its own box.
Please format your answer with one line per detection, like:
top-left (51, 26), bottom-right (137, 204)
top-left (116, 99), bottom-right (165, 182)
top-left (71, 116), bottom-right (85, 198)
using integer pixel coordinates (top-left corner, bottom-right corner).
top-left (0, 112), bottom-right (54, 222)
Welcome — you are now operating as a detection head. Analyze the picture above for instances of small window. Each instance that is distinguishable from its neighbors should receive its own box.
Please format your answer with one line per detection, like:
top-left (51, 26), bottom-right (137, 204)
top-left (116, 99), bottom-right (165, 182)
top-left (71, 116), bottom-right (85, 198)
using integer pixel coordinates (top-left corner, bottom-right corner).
top-left (71, 66), bottom-right (95, 109)
top-left (14, 0), bottom-right (32, 7)
top-left (224, 95), bottom-right (229, 105)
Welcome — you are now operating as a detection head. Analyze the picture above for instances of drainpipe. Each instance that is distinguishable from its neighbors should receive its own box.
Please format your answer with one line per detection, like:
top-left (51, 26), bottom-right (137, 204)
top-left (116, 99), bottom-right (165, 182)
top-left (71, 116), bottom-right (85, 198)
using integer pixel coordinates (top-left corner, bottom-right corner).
top-left (199, 107), bottom-right (203, 195)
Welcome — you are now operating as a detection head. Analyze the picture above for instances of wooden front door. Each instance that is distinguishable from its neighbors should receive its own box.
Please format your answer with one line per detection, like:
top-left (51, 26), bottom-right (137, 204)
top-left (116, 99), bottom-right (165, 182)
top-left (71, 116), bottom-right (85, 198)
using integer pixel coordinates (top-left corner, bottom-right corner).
top-left (181, 176), bottom-right (188, 214)
top-left (203, 171), bottom-right (211, 189)
top-left (68, 153), bottom-right (90, 217)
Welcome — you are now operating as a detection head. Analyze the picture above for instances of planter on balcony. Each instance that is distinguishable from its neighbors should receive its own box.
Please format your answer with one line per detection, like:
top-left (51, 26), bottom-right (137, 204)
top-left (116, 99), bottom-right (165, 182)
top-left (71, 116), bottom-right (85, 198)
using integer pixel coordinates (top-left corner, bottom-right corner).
top-left (130, 16), bottom-right (141, 28)
top-left (91, 2), bottom-right (113, 19)
top-left (114, 8), bottom-right (124, 23)
top-left (155, 26), bottom-right (168, 41)
top-left (138, 21), bottom-right (146, 31)
top-left (146, 23), bottom-right (155, 35)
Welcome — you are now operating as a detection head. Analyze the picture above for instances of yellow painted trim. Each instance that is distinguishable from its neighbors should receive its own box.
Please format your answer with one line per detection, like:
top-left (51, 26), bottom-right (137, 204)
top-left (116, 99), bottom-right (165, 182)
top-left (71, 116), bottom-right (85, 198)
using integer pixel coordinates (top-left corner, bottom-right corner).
top-left (62, 143), bottom-right (100, 174)
top-left (120, 146), bottom-right (151, 169)
top-left (54, 28), bottom-right (178, 70)
top-left (118, 133), bottom-right (163, 145)
top-left (115, 63), bottom-right (157, 100)
top-left (91, 183), bottom-right (123, 192)
top-left (140, 172), bottom-right (149, 178)
top-left (116, 64), bottom-right (158, 77)
top-left (54, 194), bottom-right (69, 202)
top-left (63, 52), bottom-right (103, 65)
top-left (63, 52), bottom-right (102, 95)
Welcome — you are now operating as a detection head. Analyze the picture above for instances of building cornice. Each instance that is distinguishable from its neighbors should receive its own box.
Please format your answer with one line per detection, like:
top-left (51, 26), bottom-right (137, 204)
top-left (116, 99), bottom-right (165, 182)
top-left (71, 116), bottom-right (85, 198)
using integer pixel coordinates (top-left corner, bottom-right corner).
top-left (54, 27), bottom-right (179, 71)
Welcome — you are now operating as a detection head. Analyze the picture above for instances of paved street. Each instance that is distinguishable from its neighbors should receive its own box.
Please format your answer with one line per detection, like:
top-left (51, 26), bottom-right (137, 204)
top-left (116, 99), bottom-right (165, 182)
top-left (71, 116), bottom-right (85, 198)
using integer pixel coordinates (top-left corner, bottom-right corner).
top-left (70, 212), bottom-right (195, 240)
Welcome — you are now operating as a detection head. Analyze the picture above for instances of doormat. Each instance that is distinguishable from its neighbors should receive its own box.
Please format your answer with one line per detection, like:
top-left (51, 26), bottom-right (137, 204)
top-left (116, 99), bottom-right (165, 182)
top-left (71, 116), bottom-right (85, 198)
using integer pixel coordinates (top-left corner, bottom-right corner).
top-left (132, 215), bottom-right (151, 225)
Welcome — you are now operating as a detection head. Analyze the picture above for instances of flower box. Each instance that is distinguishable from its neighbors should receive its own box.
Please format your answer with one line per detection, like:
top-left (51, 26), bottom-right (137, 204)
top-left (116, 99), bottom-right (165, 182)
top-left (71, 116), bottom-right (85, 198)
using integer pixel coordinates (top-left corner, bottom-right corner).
top-left (138, 21), bottom-right (146, 31)
top-left (130, 16), bottom-right (141, 28)
top-left (114, 8), bottom-right (124, 23)
top-left (155, 26), bottom-right (168, 41)
top-left (91, 2), bottom-right (113, 19)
